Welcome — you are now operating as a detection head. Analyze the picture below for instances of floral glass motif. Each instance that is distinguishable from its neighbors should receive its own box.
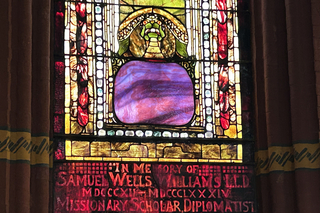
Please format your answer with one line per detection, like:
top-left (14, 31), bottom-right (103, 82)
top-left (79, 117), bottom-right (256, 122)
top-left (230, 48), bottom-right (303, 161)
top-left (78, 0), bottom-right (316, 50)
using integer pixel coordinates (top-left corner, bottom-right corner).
top-left (54, 0), bottom-right (243, 140)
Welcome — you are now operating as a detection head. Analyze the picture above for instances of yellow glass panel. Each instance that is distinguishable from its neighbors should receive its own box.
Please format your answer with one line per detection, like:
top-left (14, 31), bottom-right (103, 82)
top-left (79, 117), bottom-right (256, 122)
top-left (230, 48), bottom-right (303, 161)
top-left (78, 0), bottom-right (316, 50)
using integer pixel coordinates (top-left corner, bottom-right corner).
top-left (91, 142), bottom-right (111, 157)
top-left (229, 91), bottom-right (236, 106)
top-left (65, 140), bottom-right (71, 156)
top-left (221, 144), bottom-right (237, 159)
top-left (108, 93), bottom-right (113, 111)
top-left (224, 125), bottom-right (237, 138)
top-left (70, 81), bottom-right (78, 101)
top-left (202, 144), bottom-right (220, 159)
top-left (236, 92), bottom-right (242, 114)
top-left (64, 2), bottom-right (69, 26)
top-left (84, 157), bottom-right (103, 161)
top-left (175, 143), bottom-right (201, 153)
top-left (121, 158), bottom-right (140, 162)
top-left (86, 3), bottom-right (91, 13)
top-left (71, 121), bottom-right (82, 134)
top-left (216, 125), bottom-right (223, 136)
top-left (87, 14), bottom-right (92, 31)
top-left (66, 157), bottom-right (83, 160)
top-left (64, 84), bottom-right (70, 107)
top-left (71, 141), bottom-right (90, 156)
top-left (209, 159), bottom-right (242, 163)
top-left (65, 114), bottom-right (70, 134)
top-left (88, 80), bottom-right (94, 97)
top-left (156, 143), bottom-right (173, 157)
top-left (235, 69), bottom-right (240, 83)
top-left (112, 145), bottom-right (148, 158)
top-left (102, 157), bottom-right (119, 161)
top-left (238, 144), bottom-right (243, 160)
top-left (140, 158), bottom-right (158, 162)
top-left (163, 147), bottom-right (196, 159)
top-left (159, 158), bottom-right (181, 162)
top-left (111, 142), bottom-right (134, 151)
top-left (237, 115), bottom-right (242, 124)
top-left (182, 159), bottom-right (198, 162)
top-left (141, 143), bottom-right (156, 158)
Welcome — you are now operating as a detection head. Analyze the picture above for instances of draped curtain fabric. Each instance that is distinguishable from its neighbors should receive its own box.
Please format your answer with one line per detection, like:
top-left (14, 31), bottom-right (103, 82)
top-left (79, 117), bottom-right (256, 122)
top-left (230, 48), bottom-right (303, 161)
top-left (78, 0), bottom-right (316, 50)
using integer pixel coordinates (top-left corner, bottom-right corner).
top-left (252, 0), bottom-right (320, 212)
top-left (0, 0), bottom-right (51, 212)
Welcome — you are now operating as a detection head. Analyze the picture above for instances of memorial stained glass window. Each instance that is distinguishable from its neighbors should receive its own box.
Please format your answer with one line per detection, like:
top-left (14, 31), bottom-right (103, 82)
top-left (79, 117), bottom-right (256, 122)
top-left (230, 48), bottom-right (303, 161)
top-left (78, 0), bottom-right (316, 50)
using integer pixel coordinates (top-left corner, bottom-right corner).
top-left (53, 0), bottom-right (255, 212)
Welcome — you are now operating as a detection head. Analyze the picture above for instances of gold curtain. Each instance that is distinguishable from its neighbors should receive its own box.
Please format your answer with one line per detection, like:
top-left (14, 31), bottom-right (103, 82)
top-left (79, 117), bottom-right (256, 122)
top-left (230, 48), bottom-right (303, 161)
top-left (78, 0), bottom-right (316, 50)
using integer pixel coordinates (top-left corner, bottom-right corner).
top-left (252, 0), bottom-right (320, 212)
top-left (0, 0), bottom-right (51, 212)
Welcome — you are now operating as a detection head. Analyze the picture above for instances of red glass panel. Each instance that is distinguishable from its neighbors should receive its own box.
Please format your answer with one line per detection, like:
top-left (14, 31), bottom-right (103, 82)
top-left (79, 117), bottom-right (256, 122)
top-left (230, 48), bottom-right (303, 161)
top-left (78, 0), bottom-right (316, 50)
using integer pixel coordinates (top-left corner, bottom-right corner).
top-left (77, 58), bottom-right (88, 81)
top-left (77, 106), bottom-right (89, 126)
top-left (217, 0), bottom-right (227, 23)
top-left (54, 140), bottom-right (65, 160)
top-left (76, 2), bottom-right (86, 18)
top-left (55, 62), bottom-right (64, 114)
top-left (54, 115), bottom-right (63, 134)
top-left (54, 0), bottom-right (64, 55)
top-left (54, 61), bottom-right (64, 134)
top-left (219, 67), bottom-right (230, 130)
top-left (77, 23), bottom-right (88, 54)
top-left (78, 87), bottom-right (88, 108)
top-left (218, 22), bottom-right (227, 60)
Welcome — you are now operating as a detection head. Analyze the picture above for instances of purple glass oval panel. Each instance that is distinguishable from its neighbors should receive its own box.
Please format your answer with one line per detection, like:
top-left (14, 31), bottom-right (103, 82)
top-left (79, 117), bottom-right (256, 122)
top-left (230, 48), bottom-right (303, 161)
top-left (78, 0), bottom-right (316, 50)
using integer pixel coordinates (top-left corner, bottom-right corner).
top-left (114, 61), bottom-right (194, 125)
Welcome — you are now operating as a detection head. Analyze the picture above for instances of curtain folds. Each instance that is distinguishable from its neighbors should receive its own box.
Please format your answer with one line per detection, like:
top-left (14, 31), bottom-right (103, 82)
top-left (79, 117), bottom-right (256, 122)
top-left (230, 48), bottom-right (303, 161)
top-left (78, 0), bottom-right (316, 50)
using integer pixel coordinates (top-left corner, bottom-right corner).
top-left (0, 0), bottom-right (51, 212)
top-left (252, 0), bottom-right (320, 212)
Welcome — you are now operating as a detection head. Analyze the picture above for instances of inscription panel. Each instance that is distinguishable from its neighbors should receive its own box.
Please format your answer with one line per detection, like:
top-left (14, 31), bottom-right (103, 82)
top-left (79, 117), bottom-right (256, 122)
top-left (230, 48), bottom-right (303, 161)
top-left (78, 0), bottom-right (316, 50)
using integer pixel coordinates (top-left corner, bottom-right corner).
top-left (54, 162), bottom-right (256, 212)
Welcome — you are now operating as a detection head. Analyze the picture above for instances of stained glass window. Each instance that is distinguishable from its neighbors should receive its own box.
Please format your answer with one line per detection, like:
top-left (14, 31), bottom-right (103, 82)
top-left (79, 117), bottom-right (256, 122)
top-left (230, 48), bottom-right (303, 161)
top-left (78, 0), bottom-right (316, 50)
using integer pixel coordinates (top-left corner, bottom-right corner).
top-left (53, 0), bottom-right (255, 212)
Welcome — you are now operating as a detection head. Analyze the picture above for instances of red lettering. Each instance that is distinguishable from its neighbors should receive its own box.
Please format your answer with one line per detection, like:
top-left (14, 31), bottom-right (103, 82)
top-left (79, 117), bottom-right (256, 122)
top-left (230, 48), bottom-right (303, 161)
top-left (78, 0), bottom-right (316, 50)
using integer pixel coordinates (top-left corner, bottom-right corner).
top-left (120, 188), bottom-right (128, 198)
top-left (174, 200), bottom-right (181, 212)
top-left (119, 200), bottom-right (128, 211)
top-left (80, 200), bottom-right (88, 211)
top-left (126, 174), bottom-right (133, 186)
top-left (133, 163), bottom-right (145, 173)
top-left (214, 176), bottom-right (221, 188)
top-left (186, 165), bottom-right (193, 173)
top-left (82, 188), bottom-right (92, 197)
top-left (176, 165), bottom-right (182, 173)
top-left (184, 199), bottom-right (191, 212)
top-left (121, 163), bottom-right (129, 173)
top-left (94, 188), bottom-right (100, 197)
top-left (90, 200), bottom-right (98, 211)
top-left (222, 189), bottom-right (231, 198)
top-left (198, 189), bottom-right (206, 198)
top-left (106, 200), bottom-right (113, 211)
top-left (243, 175), bottom-right (250, 188)
top-left (98, 200), bottom-right (105, 211)
top-left (76, 175), bottom-right (87, 186)
top-left (145, 176), bottom-right (152, 186)
top-left (108, 172), bottom-right (127, 186)
top-left (209, 189), bottom-right (216, 198)
top-left (214, 201), bottom-right (224, 212)
top-left (114, 200), bottom-right (121, 212)
top-left (196, 201), bottom-right (201, 212)
top-left (225, 201), bottom-right (232, 212)
top-left (145, 164), bottom-right (151, 173)
top-left (66, 175), bottom-right (75, 186)
top-left (95, 175), bottom-right (101, 186)
top-left (56, 197), bottom-right (67, 209)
